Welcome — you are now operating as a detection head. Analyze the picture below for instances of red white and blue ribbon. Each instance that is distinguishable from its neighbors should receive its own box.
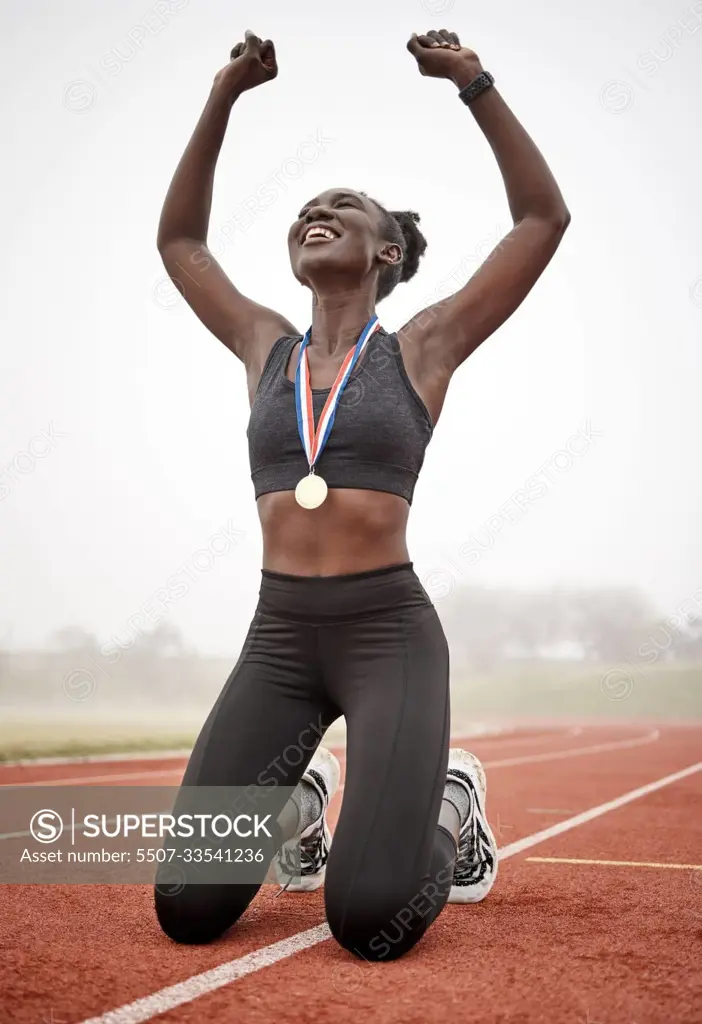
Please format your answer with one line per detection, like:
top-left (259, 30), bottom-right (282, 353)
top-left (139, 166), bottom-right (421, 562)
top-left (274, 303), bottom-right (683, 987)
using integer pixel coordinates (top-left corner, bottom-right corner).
top-left (295, 315), bottom-right (381, 472)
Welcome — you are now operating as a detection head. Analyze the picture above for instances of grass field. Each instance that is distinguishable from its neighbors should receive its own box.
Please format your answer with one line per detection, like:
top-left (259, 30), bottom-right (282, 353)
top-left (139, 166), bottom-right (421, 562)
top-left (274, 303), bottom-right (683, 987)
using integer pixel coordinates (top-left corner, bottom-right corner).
top-left (1, 661), bottom-right (700, 761)
top-left (449, 660), bottom-right (702, 723)
top-left (0, 709), bottom-right (349, 762)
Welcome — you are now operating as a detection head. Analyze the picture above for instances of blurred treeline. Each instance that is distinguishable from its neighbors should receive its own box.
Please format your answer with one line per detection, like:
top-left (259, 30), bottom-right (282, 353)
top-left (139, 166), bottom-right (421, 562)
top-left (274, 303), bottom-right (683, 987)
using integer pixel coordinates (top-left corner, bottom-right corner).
top-left (1, 585), bottom-right (701, 708)
top-left (436, 584), bottom-right (702, 669)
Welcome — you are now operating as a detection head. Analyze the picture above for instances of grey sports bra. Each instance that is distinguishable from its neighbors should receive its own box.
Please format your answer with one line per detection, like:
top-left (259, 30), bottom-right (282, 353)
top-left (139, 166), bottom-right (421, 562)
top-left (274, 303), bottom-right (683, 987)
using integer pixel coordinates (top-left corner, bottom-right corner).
top-left (247, 327), bottom-right (433, 504)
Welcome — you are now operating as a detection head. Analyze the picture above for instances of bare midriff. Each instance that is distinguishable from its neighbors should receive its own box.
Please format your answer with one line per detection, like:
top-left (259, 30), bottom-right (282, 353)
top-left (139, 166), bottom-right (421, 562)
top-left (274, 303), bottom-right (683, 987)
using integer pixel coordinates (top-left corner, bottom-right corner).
top-left (257, 488), bottom-right (411, 576)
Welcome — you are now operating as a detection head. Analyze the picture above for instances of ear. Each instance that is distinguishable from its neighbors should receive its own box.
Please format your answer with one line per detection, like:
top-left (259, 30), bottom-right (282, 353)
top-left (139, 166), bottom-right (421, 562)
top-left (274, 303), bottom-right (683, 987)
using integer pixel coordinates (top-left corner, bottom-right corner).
top-left (378, 243), bottom-right (403, 267)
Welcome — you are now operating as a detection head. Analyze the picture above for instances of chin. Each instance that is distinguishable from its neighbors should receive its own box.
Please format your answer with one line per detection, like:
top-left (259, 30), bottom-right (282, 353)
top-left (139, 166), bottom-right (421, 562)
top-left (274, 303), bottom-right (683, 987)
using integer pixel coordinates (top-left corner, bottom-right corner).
top-left (295, 246), bottom-right (365, 285)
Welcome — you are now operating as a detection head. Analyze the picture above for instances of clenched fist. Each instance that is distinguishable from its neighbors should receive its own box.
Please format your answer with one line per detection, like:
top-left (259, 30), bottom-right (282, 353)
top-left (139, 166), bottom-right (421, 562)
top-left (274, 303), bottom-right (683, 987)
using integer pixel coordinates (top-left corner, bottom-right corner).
top-left (407, 29), bottom-right (483, 89)
top-left (214, 30), bottom-right (278, 99)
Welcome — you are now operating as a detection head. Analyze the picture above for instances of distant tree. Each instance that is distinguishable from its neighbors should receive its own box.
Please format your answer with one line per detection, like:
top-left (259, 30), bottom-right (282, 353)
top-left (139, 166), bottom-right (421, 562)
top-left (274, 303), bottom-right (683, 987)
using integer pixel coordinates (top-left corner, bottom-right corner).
top-left (131, 621), bottom-right (187, 659)
top-left (49, 626), bottom-right (100, 654)
top-left (439, 587), bottom-right (515, 669)
top-left (0, 623), bottom-right (11, 686)
top-left (665, 614), bottom-right (702, 662)
top-left (439, 584), bottom-right (662, 666)
top-left (564, 588), bottom-right (657, 662)
top-left (509, 588), bottom-right (565, 657)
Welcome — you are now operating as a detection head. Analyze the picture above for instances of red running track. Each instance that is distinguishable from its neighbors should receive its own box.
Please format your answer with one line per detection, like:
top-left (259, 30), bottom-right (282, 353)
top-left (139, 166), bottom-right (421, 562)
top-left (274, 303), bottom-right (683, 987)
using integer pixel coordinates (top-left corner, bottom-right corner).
top-left (1, 724), bottom-right (700, 1024)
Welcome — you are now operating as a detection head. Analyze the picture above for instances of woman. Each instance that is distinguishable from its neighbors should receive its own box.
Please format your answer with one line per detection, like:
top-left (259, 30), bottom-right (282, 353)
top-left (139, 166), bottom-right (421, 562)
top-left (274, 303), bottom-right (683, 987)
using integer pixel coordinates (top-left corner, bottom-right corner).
top-left (155, 27), bottom-right (570, 961)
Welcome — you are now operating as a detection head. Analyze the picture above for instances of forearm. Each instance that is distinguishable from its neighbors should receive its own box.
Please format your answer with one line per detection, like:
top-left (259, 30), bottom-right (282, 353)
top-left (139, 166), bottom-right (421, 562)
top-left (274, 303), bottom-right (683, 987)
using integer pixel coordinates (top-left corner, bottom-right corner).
top-left (157, 83), bottom-right (240, 248)
top-left (454, 67), bottom-right (570, 228)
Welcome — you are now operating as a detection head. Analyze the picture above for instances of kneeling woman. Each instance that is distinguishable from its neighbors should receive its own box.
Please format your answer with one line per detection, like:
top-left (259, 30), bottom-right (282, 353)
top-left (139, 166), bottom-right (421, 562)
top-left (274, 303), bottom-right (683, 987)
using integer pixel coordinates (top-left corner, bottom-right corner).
top-left (154, 26), bottom-right (569, 960)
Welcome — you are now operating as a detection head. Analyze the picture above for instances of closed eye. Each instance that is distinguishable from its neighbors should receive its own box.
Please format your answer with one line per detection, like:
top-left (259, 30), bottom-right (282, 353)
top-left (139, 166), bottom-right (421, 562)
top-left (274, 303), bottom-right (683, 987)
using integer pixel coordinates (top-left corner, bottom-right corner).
top-left (297, 197), bottom-right (359, 219)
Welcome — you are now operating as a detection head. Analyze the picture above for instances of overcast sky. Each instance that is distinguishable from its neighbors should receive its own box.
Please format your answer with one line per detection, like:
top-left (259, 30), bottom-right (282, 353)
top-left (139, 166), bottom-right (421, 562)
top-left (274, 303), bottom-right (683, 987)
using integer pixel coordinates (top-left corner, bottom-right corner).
top-left (1, 0), bottom-right (701, 654)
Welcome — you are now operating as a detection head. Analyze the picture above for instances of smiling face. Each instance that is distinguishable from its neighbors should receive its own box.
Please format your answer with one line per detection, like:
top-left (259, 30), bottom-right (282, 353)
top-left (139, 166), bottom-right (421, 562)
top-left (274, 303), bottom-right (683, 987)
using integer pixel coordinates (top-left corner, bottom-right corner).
top-left (287, 188), bottom-right (401, 297)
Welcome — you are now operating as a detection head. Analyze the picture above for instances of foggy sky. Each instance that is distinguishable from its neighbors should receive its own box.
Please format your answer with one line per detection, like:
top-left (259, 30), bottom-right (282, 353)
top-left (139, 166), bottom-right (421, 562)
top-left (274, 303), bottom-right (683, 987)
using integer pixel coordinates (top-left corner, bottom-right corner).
top-left (1, 0), bottom-right (701, 655)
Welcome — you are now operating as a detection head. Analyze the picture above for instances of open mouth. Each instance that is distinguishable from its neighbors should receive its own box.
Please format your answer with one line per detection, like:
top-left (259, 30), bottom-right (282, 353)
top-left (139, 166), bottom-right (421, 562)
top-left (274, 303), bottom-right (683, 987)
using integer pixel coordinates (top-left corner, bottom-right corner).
top-left (301, 224), bottom-right (340, 245)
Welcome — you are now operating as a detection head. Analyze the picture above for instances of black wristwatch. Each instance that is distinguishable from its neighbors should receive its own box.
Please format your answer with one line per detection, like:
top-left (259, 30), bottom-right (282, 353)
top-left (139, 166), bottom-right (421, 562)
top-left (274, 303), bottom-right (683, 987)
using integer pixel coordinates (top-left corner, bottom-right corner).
top-left (458, 71), bottom-right (495, 105)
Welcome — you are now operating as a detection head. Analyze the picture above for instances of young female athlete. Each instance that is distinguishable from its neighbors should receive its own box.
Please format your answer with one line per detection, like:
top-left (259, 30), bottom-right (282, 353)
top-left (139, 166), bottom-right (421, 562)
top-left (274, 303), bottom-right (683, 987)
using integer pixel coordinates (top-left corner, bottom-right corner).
top-left (155, 27), bottom-right (570, 961)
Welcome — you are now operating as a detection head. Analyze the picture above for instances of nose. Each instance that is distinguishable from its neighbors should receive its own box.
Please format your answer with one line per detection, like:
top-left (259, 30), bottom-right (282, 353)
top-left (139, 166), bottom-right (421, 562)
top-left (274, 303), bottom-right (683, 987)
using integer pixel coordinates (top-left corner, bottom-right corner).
top-left (303, 205), bottom-right (334, 225)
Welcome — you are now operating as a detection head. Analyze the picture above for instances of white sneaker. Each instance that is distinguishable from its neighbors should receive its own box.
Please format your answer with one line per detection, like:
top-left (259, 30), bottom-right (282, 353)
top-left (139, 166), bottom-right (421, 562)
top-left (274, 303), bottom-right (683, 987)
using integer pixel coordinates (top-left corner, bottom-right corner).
top-left (446, 748), bottom-right (498, 904)
top-left (276, 746), bottom-right (340, 893)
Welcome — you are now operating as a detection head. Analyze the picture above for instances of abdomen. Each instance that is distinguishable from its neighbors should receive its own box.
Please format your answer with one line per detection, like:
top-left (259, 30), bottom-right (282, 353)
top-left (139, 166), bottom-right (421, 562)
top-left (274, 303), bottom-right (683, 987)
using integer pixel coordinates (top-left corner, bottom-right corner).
top-left (257, 489), bottom-right (411, 576)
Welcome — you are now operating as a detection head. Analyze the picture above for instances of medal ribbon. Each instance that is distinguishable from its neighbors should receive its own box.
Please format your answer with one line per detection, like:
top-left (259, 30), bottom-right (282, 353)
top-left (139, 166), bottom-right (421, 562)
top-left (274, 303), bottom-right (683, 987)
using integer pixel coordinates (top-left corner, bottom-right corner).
top-left (294, 315), bottom-right (381, 471)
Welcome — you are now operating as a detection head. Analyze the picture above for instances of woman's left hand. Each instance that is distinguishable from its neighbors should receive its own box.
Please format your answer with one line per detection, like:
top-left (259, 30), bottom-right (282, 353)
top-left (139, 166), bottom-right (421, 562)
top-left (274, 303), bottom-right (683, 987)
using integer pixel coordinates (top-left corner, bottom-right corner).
top-left (406, 29), bottom-right (483, 88)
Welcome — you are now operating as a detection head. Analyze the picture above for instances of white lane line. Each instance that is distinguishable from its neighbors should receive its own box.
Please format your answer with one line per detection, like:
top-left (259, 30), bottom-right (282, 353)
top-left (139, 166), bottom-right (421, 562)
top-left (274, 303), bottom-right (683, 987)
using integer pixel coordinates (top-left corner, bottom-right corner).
top-left (498, 760), bottom-right (701, 859)
top-left (77, 925), bottom-right (331, 1024)
top-left (525, 808), bottom-right (576, 815)
top-left (463, 728), bottom-right (574, 750)
top-left (527, 857), bottom-right (702, 870)
top-left (73, 758), bottom-right (701, 1024)
top-left (483, 728), bottom-right (659, 769)
top-left (0, 750), bottom-right (193, 768)
top-left (2, 728), bottom-right (656, 789)
top-left (0, 769), bottom-right (187, 788)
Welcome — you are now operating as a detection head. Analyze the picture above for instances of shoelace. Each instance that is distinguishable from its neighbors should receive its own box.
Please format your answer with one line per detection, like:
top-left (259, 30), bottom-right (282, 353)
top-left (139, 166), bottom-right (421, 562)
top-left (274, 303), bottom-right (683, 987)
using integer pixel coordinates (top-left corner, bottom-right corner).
top-left (274, 826), bottom-right (326, 895)
top-left (275, 768), bottom-right (329, 895)
top-left (452, 777), bottom-right (492, 881)
top-left (455, 806), bottom-right (495, 884)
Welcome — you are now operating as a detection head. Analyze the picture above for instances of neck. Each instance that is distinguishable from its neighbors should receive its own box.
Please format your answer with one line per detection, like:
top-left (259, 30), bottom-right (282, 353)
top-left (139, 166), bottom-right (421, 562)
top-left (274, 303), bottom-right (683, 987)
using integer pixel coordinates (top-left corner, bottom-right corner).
top-left (309, 286), bottom-right (376, 356)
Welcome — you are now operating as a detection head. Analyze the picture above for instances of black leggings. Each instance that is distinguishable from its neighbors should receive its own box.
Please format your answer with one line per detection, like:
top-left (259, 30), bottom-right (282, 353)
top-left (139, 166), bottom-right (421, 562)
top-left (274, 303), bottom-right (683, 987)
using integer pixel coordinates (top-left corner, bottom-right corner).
top-left (155, 563), bottom-right (456, 961)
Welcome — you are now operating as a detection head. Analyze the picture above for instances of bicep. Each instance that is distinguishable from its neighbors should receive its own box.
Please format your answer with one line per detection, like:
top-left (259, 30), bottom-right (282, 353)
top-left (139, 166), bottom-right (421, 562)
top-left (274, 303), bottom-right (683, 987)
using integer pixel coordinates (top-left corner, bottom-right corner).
top-left (402, 215), bottom-right (569, 374)
top-left (158, 238), bottom-right (299, 367)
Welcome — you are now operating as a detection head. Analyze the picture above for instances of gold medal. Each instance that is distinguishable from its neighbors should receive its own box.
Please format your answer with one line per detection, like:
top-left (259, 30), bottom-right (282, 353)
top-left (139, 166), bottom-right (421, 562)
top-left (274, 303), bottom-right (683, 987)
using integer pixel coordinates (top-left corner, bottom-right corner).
top-left (295, 473), bottom-right (328, 509)
top-left (294, 316), bottom-right (379, 510)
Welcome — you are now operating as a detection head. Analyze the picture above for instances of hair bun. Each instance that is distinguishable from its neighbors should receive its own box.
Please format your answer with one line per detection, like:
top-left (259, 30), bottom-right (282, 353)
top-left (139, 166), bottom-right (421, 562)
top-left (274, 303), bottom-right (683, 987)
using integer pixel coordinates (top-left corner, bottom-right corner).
top-left (389, 210), bottom-right (428, 283)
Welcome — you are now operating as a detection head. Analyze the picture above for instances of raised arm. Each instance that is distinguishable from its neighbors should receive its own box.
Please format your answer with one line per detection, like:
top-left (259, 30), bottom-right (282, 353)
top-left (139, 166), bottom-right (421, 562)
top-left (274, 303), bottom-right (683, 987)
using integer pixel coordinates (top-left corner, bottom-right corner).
top-left (157, 31), bottom-right (299, 378)
top-left (400, 29), bottom-right (570, 385)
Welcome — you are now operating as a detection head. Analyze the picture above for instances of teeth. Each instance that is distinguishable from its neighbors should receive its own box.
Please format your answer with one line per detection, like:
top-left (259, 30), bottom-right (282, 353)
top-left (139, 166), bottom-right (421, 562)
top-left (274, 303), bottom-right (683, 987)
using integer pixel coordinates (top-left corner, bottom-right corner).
top-left (304, 226), bottom-right (337, 243)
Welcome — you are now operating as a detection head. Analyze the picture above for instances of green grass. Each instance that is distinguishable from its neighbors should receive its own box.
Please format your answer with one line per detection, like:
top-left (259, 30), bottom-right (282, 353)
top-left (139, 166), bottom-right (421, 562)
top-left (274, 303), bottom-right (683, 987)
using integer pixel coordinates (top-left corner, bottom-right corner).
top-left (0, 715), bottom-right (200, 762)
top-left (0, 733), bottom-right (200, 762)
top-left (0, 712), bottom-right (348, 762)
top-left (450, 661), bottom-right (702, 722)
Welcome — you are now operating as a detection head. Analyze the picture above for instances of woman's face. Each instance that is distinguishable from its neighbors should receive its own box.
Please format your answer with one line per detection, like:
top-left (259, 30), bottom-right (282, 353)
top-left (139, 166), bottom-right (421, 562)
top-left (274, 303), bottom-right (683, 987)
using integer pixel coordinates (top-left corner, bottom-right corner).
top-left (287, 188), bottom-right (398, 292)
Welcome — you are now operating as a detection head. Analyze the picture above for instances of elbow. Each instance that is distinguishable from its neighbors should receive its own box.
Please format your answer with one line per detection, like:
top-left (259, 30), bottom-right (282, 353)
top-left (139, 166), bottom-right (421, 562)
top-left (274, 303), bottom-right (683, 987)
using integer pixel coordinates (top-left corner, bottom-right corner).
top-left (156, 227), bottom-right (176, 254)
top-left (156, 212), bottom-right (170, 253)
top-left (542, 205), bottom-right (571, 235)
top-left (157, 230), bottom-right (206, 255)
top-left (156, 233), bottom-right (186, 257)
top-left (518, 206), bottom-right (571, 239)
top-left (156, 220), bottom-right (194, 254)
top-left (538, 206), bottom-right (571, 243)
top-left (551, 199), bottom-right (571, 234)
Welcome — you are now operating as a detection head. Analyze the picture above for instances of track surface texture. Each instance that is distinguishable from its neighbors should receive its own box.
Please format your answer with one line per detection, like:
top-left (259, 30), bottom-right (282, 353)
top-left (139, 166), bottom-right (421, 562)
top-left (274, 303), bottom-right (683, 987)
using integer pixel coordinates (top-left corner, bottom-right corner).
top-left (1, 724), bottom-right (700, 1024)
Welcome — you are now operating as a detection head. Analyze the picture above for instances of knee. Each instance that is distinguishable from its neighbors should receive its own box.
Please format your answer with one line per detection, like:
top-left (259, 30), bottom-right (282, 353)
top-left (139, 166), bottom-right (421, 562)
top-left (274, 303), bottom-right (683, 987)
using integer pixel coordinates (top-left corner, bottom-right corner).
top-left (325, 883), bottom-right (428, 963)
top-left (154, 884), bottom-right (253, 945)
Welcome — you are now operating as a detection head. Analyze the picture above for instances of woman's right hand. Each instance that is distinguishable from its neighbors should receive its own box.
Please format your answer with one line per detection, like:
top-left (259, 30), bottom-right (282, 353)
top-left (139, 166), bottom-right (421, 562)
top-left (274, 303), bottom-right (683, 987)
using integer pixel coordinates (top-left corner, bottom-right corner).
top-left (214, 30), bottom-right (278, 98)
